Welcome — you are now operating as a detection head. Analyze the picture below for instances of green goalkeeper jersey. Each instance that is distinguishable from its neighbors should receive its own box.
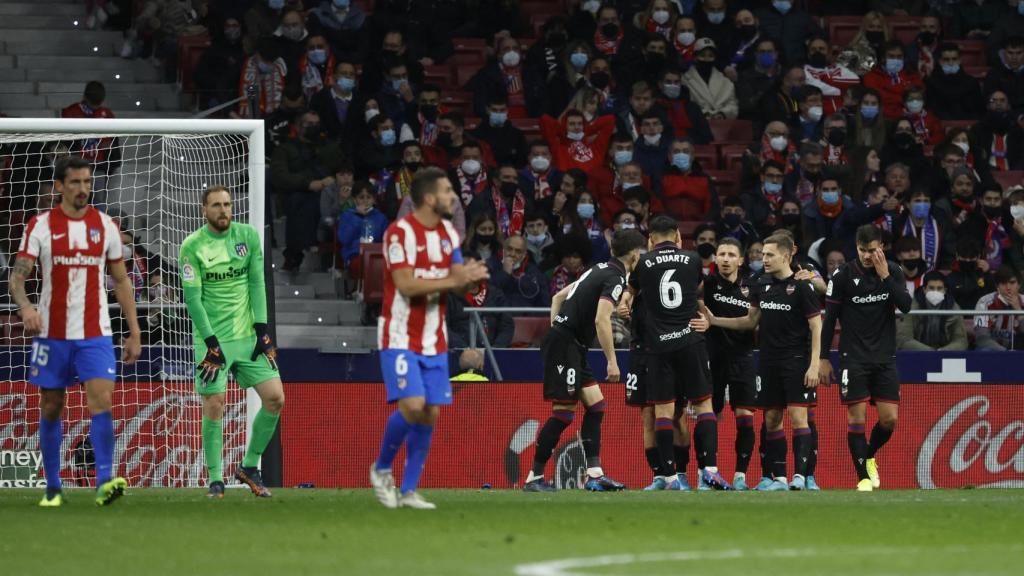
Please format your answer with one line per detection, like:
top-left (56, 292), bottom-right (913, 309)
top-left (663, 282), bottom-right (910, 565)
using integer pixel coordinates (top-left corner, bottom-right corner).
top-left (179, 222), bottom-right (267, 343)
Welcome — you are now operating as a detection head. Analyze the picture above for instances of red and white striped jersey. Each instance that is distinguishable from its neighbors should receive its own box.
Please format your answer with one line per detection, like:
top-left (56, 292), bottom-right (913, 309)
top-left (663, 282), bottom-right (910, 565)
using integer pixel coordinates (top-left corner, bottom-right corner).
top-left (378, 214), bottom-right (463, 355)
top-left (16, 206), bottom-right (123, 340)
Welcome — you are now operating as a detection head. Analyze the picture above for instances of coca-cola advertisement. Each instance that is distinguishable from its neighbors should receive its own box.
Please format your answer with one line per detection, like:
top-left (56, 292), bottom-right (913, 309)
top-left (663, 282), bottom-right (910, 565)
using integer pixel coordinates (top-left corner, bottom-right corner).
top-left (0, 381), bottom-right (246, 487)
top-left (280, 382), bottom-right (1024, 490)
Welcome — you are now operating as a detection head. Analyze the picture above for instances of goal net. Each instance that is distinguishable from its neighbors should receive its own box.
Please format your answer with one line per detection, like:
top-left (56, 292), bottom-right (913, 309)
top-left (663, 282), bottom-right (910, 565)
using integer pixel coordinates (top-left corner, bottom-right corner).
top-left (0, 118), bottom-right (265, 488)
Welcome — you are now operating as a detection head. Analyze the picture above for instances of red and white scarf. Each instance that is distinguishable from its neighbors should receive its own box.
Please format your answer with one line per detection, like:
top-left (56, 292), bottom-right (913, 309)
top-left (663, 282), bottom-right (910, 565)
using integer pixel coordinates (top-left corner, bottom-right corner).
top-left (238, 56), bottom-right (286, 117)
top-left (984, 214), bottom-right (1009, 270)
top-left (823, 143), bottom-right (846, 165)
top-left (644, 18), bottom-right (672, 41)
top-left (593, 28), bottom-right (623, 55)
top-left (466, 282), bottom-right (489, 307)
top-left (529, 169), bottom-right (552, 200)
top-left (299, 53), bottom-right (336, 100)
top-left (908, 110), bottom-right (934, 143)
top-left (493, 188), bottom-right (526, 237)
top-left (457, 167), bottom-right (489, 206)
top-left (917, 42), bottom-right (935, 77)
top-left (759, 136), bottom-right (797, 175)
top-left (990, 134), bottom-right (1009, 171)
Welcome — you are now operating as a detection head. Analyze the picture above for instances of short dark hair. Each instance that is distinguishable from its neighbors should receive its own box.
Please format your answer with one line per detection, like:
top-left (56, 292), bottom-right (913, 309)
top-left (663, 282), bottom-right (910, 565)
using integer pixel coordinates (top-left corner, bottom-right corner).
top-left (420, 83), bottom-right (442, 96)
top-left (894, 236), bottom-right (920, 255)
top-left (763, 233), bottom-right (794, 255)
top-left (762, 160), bottom-right (785, 174)
top-left (440, 111), bottom-right (465, 126)
top-left (1004, 35), bottom-right (1024, 49)
top-left (995, 265), bottom-right (1019, 285)
top-left (84, 81), bottom-right (105, 105)
top-left (525, 211), bottom-right (546, 224)
top-left (722, 196), bottom-right (743, 209)
top-left (883, 40), bottom-right (905, 55)
top-left (694, 221), bottom-right (717, 240)
top-left (922, 270), bottom-right (946, 287)
top-left (53, 155), bottom-right (91, 182)
top-left (487, 93), bottom-right (509, 107)
top-left (937, 42), bottom-right (960, 56)
top-left (718, 237), bottom-right (743, 252)
top-left (622, 187), bottom-right (650, 205)
top-left (203, 185), bottom-right (230, 205)
top-left (613, 208), bottom-right (640, 224)
top-left (610, 229), bottom-right (646, 258)
top-left (855, 224), bottom-right (883, 246)
top-left (410, 166), bottom-right (449, 207)
top-left (956, 235), bottom-right (981, 259)
top-left (565, 108), bottom-right (585, 122)
top-left (649, 213), bottom-right (678, 236)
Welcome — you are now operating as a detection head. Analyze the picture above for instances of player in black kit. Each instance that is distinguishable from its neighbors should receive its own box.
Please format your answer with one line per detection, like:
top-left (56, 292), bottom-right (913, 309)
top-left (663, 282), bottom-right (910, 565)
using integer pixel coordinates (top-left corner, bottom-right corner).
top-left (524, 229), bottom-right (646, 492)
top-left (703, 238), bottom-right (757, 491)
top-left (704, 233), bottom-right (822, 491)
top-left (819, 225), bottom-right (912, 491)
top-left (621, 215), bottom-right (730, 491)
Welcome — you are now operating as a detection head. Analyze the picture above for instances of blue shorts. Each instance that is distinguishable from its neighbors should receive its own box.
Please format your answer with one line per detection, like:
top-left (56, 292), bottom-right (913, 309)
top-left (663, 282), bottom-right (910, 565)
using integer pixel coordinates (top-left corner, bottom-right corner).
top-left (28, 336), bottom-right (117, 389)
top-left (380, 349), bottom-right (452, 406)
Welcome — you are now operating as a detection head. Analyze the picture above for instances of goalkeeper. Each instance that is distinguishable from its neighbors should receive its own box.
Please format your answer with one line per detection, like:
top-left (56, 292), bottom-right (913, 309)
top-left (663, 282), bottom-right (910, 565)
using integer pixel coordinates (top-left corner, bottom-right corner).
top-left (179, 185), bottom-right (284, 499)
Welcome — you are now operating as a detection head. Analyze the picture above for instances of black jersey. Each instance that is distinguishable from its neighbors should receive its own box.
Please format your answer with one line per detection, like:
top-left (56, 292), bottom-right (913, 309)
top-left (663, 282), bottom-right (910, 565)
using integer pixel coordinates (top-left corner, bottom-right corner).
top-left (628, 242), bottom-right (704, 353)
top-left (630, 291), bottom-right (647, 350)
top-left (751, 273), bottom-right (821, 361)
top-left (704, 272), bottom-right (755, 355)
top-left (821, 260), bottom-right (912, 362)
top-left (552, 259), bottom-right (627, 345)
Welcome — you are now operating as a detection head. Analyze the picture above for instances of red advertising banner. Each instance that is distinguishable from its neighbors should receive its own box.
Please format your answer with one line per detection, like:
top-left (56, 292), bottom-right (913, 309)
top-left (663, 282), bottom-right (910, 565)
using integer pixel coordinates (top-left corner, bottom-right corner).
top-left (281, 382), bottom-right (1024, 490)
top-left (0, 381), bottom-right (246, 487)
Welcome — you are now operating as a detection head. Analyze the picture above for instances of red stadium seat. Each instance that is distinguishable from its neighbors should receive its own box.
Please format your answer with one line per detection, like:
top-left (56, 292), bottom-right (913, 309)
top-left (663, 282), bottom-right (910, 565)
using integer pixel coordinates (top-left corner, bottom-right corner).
top-left (663, 196), bottom-right (707, 221)
top-left (177, 34), bottom-right (211, 94)
top-left (511, 316), bottom-right (550, 348)
top-left (455, 63), bottom-right (484, 89)
top-left (693, 145), bottom-right (718, 170)
top-left (958, 41), bottom-right (986, 67)
top-left (677, 220), bottom-right (704, 241)
top-left (964, 65), bottom-right (989, 79)
top-left (720, 144), bottom-right (747, 172)
top-left (706, 170), bottom-right (739, 198)
top-left (441, 91), bottom-right (474, 115)
top-left (708, 119), bottom-right (753, 144)
top-left (824, 16), bottom-right (860, 47)
top-left (992, 171), bottom-right (1024, 192)
top-left (891, 18), bottom-right (922, 47)
top-left (424, 64), bottom-right (454, 90)
top-left (942, 120), bottom-right (975, 134)
top-left (511, 117), bottom-right (542, 142)
top-left (360, 243), bottom-right (385, 305)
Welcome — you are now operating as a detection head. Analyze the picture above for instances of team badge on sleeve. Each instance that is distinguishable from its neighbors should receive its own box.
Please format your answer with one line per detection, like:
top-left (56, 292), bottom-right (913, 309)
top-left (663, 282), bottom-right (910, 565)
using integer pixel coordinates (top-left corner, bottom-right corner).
top-left (235, 243), bottom-right (248, 257)
top-left (182, 259), bottom-right (195, 281)
top-left (612, 284), bottom-right (623, 302)
top-left (388, 235), bottom-right (405, 264)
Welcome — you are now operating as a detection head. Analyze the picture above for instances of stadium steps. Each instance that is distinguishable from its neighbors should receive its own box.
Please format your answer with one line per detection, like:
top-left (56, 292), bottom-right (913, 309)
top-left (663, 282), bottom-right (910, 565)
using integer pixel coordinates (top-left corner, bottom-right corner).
top-left (275, 298), bottom-right (362, 324)
top-left (275, 324), bottom-right (377, 352)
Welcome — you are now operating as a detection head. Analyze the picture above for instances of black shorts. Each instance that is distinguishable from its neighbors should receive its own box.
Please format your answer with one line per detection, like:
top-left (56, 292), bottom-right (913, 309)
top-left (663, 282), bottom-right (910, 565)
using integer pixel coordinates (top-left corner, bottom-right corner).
top-left (541, 329), bottom-right (595, 403)
top-left (839, 361), bottom-right (900, 405)
top-left (646, 343), bottom-right (713, 404)
top-left (756, 359), bottom-right (816, 409)
top-left (625, 348), bottom-right (649, 407)
top-left (711, 353), bottom-right (757, 413)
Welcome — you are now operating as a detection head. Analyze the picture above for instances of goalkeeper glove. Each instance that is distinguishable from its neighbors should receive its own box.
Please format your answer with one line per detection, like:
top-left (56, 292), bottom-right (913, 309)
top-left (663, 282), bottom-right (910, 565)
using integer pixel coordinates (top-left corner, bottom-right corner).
top-left (198, 336), bottom-right (225, 385)
top-left (251, 323), bottom-right (279, 370)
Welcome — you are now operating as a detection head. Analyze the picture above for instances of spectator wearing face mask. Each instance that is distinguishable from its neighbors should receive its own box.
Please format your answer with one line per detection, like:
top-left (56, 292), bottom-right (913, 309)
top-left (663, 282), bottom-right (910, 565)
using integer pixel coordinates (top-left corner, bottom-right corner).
top-left (449, 142), bottom-right (490, 208)
top-left (237, 38), bottom-right (288, 118)
top-left (791, 85), bottom-right (826, 143)
top-left (356, 114), bottom-right (400, 178)
top-left (245, 0), bottom-right (291, 54)
top-left (851, 87), bottom-right (889, 149)
top-left (925, 43), bottom-right (984, 121)
top-left (881, 118), bottom-right (930, 182)
top-left (549, 233), bottom-right (593, 296)
top-left (563, 190), bottom-right (611, 264)
top-left (603, 209), bottom-right (643, 250)
top-left (784, 142), bottom-right (825, 205)
top-left (741, 121), bottom-right (798, 193)
top-left (894, 236), bottom-right (927, 294)
top-left (745, 240), bottom-right (765, 276)
top-left (802, 175), bottom-right (855, 245)
top-left (194, 17), bottom-right (246, 113)
top-left (804, 36), bottom-right (860, 116)
top-left (897, 271), bottom-right (969, 351)
top-left (970, 90), bottom-right (1024, 172)
top-left (948, 236), bottom-right (998, 310)
top-left (359, 29), bottom-right (425, 99)
top-left (273, 8), bottom-right (310, 75)
top-left (905, 14), bottom-right (943, 78)
top-left (469, 164), bottom-right (535, 237)
top-left (297, 35), bottom-right (337, 100)
top-left (471, 95), bottom-right (528, 168)
top-left (310, 59), bottom-right (360, 141)
top-left (337, 181), bottom-right (389, 272)
top-left (864, 41), bottom-right (924, 121)
top-left (540, 109), bottom-right (617, 174)
top-left (632, 112), bottom-right (672, 185)
top-left (541, 40), bottom-right (594, 117)
top-left (468, 34), bottom-right (530, 120)
top-left (754, 0), bottom-right (823, 67)
top-left (1006, 187), bottom-right (1024, 273)
top-left (693, 223), bottom-right (718, 276)
top-left (974, 265), bottom-right (1024, 350)
top-left (682, 38), bottom-right (739, 119)
top-left (896, 188), bottom-right (955, 272)
top-left (523, 17), bottom-right (573, 117)
top-left (949, 170), bottom-right (987, 238)
top-left (737, 38), bottom-right (782, 121)
top-left (900, 85), bottom-right (943, 146)
top-left (447, 252), bottom-right (515, 349)
top-left (656, 67), bottom-right (714, 145)
top-left (842, 182), bottom-right (903, 242)
top-left (987, 5), bottom-right (1024, 68)
top-left (487, 235), bottom-right (551, 308)
top-left (318, 162), bottom-right (354, 243)
top-left (661, 138), bottom-right (720, 221)
top-left (716, 196), bottom-right (760, 250)
top-left (523, 211), bottom-right (558, 273)
top-left (306, 0), bottom-right (368, 62)
top-left (519, 141), bottom-right (564, 216)
top-left (722, 9), bottom-right (763, 79)
top-left (741, 160), bottom-right (788, 233)
top-left (375, 57), bottom-right (418, 128)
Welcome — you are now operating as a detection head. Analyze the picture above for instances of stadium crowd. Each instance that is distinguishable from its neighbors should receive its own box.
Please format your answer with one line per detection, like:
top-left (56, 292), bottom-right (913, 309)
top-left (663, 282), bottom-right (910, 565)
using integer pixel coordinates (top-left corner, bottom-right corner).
top-left (4, 0), bottom-right (1024, 351)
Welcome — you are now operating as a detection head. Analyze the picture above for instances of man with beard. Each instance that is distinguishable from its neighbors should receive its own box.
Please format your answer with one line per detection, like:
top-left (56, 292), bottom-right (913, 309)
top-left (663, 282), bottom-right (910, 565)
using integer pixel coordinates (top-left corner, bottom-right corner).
top-left (371, 168), bottom-right (490, 509)
top-left (179, 185), bottom-right (284, 499)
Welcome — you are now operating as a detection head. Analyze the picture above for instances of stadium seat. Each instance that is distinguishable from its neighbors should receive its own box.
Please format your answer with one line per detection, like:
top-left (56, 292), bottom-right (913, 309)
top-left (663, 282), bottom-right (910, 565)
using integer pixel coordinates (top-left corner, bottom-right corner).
top-left (441, 91), bottom-right (473, 115)
top-left (720, 144), bottom-right (747, 172)
top-left (964, 65), bottom-right (989, 79)
top-left (177, 34), bottom-right (211, 95)
top-left (992, 171), bottom-right (1024, 192)
top-left (360, 243), bottom-right (385, 305)
top-left (455, 64), bottom-right (484, 89)
top-left (677, 219), bottom-right (704, 240)
top-left (453, 37), bottom-right (487, 55)
top-left (824, 16), bottom-right (860, 47)
top-left (693, 145), bottom-right (718, 170)
top-left (706, 170), bottom-right (739, 198)
top-left (511, 316), bottom-right (550, 348)
top-left (942, 120), bottom-right (975, 134)
top-left (890, 19), bottom-right (922, 47)
top-left (959, 41), bottom-right (986, 67)
top-left (424, 64), bottom-right (454, 90)
top-left (663, 196), bottom-right (707, 221)
top-left (708, 119), bottom-right (753, 144)
top-left (511, 117), bottom-right (542, 142)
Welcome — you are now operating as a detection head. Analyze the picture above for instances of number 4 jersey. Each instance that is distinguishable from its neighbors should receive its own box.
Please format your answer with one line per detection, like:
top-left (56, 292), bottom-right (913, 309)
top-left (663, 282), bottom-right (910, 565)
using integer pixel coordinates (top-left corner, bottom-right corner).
top-left (628, 241), bottom-right (705, 353)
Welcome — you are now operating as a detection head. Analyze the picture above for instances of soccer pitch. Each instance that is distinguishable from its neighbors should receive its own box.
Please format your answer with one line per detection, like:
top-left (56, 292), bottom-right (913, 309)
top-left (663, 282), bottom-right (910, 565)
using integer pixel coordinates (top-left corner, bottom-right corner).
top-left (1, 489), bottom-right (1021, 575)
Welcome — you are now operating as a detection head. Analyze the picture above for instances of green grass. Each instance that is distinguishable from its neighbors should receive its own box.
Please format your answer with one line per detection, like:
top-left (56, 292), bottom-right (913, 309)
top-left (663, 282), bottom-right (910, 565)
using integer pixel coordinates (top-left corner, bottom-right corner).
top-left (1, 489), bottom-right (1022, 575)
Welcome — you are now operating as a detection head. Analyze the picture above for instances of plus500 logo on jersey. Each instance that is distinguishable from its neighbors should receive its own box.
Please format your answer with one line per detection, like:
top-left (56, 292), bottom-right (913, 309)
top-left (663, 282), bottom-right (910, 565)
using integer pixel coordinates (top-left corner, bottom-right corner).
top-left (713, 293), bottom-right (750, 309)
top-left (205, 266), bottom-right (248, 281)
top-left (53, 254), bottom-right (103, 266)
top-left (759, 300), bottom-right (792, 311)
top-left (852, 292), bottom-right (889, 304)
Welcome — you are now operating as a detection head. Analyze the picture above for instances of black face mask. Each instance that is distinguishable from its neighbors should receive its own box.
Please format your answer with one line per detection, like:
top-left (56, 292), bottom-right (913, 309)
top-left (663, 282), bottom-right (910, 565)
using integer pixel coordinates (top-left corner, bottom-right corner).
top-left (405, 161), bottom-right (421, 172)
top-left (893, 132), bottom-right (915, 149)
top-left (738, 24), bottom-right (757, 39)
top-left (600, 23), bottom-right (620, 38)
top-left (958, 260), bottom-right (978, 274)
top-left (476, 233), bottom-right (496, 246)
top-left (865, 31), bottom-right (885, 46)
top-left (804, 170), bottom-right (821, 183)
top-left (919, 32), bottom-right (937, 46)
top-left (697, 242), bottom-right (715, 259)
top-left (436, 132), bottom-right (453, 148)
top-left (589, 71), bottom-right (611, 89)
top-left (988, 111), bottom-right (1011, 133)
top-left (983, 205), bottom-right (1003, 219)
top-left (827, 128), bottom-right (847, 146)
top-left (420, 105), bottom-right (438, 122)
top-left (694, 60), bottom-right (715, 78)
top-left (781, 213), bottom-right (802, 227)
top-left (500, 182), bottom-right (518, 197)
top-left (808, 52), bottom-right (829, 68)
top-left (303, 125), bottom-right (321, 141)
top-left (901, 258), bottom-right (925, 275)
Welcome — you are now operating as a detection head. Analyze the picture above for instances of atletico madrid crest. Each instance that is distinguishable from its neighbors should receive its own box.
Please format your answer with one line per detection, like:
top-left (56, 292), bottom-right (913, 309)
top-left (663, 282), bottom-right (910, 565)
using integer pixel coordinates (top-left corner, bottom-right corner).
top-left (89, 228), bottom-right (101, 244)
top-left (235, 243), bottom-right (248, 257)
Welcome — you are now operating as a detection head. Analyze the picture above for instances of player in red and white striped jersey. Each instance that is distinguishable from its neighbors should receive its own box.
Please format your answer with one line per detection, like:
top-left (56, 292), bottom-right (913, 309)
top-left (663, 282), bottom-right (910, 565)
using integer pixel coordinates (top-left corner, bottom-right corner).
top-left (9, 155), bottom-right (141, 507)
top-left (371, 167), bottom-right (489, 510)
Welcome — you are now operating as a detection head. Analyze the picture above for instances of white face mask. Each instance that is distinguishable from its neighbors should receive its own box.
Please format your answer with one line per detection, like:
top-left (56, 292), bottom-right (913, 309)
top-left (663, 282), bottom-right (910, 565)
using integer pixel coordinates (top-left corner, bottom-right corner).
top-left (677, 31), bottom-right (696, 46)
top-left (461, 158), bottom-right (482, 175)
top-left (365, 108), bottom-right (380, 122)
top-left (643, 133), bottom-right (661, 146)
top-left (806, 106), bottom-right (823, 122)
top-left (501, 50), bottom-right (521, 68)
top-left (1011, 205), bottom-right (1024, 220)
top-left (652, 9), bottom-right (670, 25)
top-left (530, 155), bottom-right (551, 172)
top-left (769, 135), bottom-right (788, 152)
top-left (925, 290), bottom-right (945, 306)
top-left (954, 141), bottom-right (970, 155)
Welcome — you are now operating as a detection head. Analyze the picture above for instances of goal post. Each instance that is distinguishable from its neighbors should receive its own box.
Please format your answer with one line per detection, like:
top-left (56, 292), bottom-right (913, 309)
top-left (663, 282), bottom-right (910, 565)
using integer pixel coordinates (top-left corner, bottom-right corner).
top-left (0, 118), bottom-right (268, 488)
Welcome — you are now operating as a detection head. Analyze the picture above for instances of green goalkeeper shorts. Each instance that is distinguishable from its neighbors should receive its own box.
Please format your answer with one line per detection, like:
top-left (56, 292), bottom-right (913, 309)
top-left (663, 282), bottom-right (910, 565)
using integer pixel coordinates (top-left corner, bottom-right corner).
top-left (194, 336), bottom-right (279, 395)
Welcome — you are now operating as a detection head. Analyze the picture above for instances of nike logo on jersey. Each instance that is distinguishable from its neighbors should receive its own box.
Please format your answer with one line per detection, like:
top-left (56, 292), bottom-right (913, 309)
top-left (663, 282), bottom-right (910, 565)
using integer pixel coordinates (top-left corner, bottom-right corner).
top-left (52, 233), bottom-right (66, 240)
top-left (417, 246), bottom-right (426, 252)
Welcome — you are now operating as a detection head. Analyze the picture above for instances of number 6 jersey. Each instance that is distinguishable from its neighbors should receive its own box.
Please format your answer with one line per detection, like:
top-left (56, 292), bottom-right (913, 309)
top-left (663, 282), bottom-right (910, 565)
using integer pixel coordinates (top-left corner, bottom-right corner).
top-left (628, 241), bottom-right (704, 353)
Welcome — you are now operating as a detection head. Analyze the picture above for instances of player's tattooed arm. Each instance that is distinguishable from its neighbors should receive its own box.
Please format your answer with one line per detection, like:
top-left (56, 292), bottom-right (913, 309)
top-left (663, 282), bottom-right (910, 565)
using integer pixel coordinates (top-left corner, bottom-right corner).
top-left (9, 256), bottom-right (43, 335)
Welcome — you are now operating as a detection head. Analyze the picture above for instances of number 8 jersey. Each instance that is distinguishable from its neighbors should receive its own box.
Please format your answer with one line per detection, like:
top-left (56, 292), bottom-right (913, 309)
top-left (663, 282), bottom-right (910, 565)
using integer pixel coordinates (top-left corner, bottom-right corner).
top-left (552, 259), bottom-right (628, 346)
top-left (628, 241), bottom-right (704, 353)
